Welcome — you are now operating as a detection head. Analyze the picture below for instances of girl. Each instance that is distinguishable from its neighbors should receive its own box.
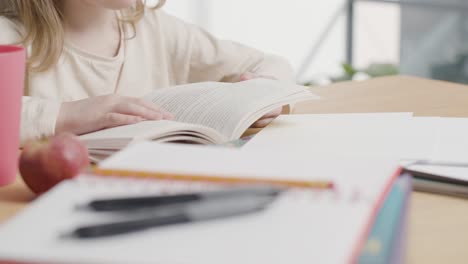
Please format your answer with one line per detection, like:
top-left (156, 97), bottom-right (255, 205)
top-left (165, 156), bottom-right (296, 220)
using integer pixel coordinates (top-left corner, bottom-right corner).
top-left (0, 0), bottom-right (295, 143)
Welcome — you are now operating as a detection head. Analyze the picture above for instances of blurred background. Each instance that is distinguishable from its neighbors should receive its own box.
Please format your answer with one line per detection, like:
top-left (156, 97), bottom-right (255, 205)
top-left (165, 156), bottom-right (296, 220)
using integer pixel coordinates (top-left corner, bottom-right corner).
top-left (155, 0), bottom-right (468, 85)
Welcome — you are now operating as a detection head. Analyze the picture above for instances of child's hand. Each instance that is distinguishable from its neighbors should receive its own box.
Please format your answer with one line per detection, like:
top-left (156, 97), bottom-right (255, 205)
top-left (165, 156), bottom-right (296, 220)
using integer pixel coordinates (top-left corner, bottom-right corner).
top-left (55, 95), bottom-right (174, 135)
top-left (250, 107), bottom-right (283, 128)
top-left (239, 72), bottom-right (282, 128)
top-left (239, 72), bottom-right (276, 82)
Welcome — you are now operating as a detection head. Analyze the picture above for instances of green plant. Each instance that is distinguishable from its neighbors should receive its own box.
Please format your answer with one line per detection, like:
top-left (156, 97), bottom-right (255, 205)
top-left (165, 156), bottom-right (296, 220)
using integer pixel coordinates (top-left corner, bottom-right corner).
top-left (303, 63), bottom-right (400, 86)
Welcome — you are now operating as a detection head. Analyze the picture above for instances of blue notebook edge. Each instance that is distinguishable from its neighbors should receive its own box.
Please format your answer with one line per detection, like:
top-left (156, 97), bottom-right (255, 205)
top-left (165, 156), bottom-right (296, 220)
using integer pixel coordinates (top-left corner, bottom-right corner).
top-left (358, 173), bottom-right (412, 264)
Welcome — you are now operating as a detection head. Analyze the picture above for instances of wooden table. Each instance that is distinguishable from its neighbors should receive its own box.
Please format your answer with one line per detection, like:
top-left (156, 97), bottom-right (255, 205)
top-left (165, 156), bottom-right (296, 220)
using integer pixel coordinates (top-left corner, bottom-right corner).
top-left (297, 76), bottom-right (468, 264)
top-left (2, 76), bottom-right (468, 263)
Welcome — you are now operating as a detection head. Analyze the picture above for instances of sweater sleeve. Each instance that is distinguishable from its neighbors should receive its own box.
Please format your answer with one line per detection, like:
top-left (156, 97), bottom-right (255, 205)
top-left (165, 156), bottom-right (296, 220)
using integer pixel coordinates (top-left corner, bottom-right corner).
top-left (20, 97), bottom-right (61, 143)
top-left (0, 17), bottom-right (62, 143)
top-left (157, 11), bottom-right (296, 83)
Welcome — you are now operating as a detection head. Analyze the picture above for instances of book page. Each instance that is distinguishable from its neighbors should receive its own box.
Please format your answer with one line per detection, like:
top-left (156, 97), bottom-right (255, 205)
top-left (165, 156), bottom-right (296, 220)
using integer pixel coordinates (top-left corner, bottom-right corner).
top-left (80, 120), bottom-right (226, 149)
top-left (144, 79), bottom-right (316, 140)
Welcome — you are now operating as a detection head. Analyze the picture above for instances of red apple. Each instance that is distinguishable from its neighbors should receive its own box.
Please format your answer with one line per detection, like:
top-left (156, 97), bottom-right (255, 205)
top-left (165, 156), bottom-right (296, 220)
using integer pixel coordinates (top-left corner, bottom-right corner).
top-left (19, 133), bottom-right (90, 194)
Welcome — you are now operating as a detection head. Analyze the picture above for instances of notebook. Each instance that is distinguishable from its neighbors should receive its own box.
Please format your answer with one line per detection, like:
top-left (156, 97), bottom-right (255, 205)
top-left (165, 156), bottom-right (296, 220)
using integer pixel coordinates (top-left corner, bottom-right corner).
top-left (400, 117), bottom-right (468, 197)
top-left (221, 128), bottom-right (412, 263)
top-left (358, 173), bottom-right (412, 264)
top-left (0, 143), bottom-right (400, 264)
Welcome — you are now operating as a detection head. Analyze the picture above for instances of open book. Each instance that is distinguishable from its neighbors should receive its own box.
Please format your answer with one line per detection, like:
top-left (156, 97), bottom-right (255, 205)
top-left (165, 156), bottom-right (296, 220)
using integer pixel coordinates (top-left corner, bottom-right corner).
top-left (79, 79), bottom-right (317, 161)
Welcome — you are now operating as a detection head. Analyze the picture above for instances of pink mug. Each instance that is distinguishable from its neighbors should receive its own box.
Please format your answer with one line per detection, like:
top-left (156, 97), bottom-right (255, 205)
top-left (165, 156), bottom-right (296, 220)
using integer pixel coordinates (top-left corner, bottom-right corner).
top-left (0, 45), bottom-right (25, 186)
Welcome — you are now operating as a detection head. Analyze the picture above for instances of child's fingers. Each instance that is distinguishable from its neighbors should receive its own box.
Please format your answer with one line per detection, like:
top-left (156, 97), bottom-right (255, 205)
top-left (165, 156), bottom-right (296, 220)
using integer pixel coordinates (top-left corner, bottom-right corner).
top-left (162, 111), bottom-right (175, 120)
top-left (130, 97), bottom-right (162, 112)
top-left (251, 117), bottom-right (275, 128)
top-left (240, 72), bottom-right (258, 81)
top-left (240, 72), bottom-right (277, 81)
top-left (114, 102), bottom-right (164, 120)
top-left (129, 98), bottom-right (174, 120)
top-left (262, 107), bottom-right (282, 118)
top-left (102, 113), bottom-right (144, 129)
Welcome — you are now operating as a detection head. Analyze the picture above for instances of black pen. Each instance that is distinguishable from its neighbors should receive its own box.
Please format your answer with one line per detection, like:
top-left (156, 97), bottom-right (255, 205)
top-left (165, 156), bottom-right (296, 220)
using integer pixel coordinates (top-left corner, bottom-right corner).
top-left (83, 185), bottom-right (282, 212)
top-left (67, 195), bottom-right (276, 239)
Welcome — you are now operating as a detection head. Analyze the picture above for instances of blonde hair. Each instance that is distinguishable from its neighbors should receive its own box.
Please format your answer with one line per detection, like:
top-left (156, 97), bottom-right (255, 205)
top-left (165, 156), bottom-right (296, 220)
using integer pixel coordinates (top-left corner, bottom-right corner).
top-left (0, 0), bottom-right (165, 72)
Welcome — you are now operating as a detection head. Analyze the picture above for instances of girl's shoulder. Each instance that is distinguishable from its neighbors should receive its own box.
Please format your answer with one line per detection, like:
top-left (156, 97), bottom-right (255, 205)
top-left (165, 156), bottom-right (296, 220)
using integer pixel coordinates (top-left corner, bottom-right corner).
top-left (0, 16), bottom-right (22, 44)
top-left (139, 9), bottom-right (179, 29)
top-left (138, 9), bottom-right (200, 41)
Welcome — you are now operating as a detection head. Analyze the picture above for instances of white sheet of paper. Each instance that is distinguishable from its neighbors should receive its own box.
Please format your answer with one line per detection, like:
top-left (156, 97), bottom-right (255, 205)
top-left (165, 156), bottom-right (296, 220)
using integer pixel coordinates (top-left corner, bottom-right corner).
top-left (405, 117), bottom-right (468, 182)
top-left (0, 143), bottom-right (399, 264)
top-left (244, 113), bottom-right (468, 185)
top-left (243, 113), bottom-right (434, 161)
top-left (429, 117), bottom-right (468, 162)
top-left (98, 142), bottom-right (399, 198)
